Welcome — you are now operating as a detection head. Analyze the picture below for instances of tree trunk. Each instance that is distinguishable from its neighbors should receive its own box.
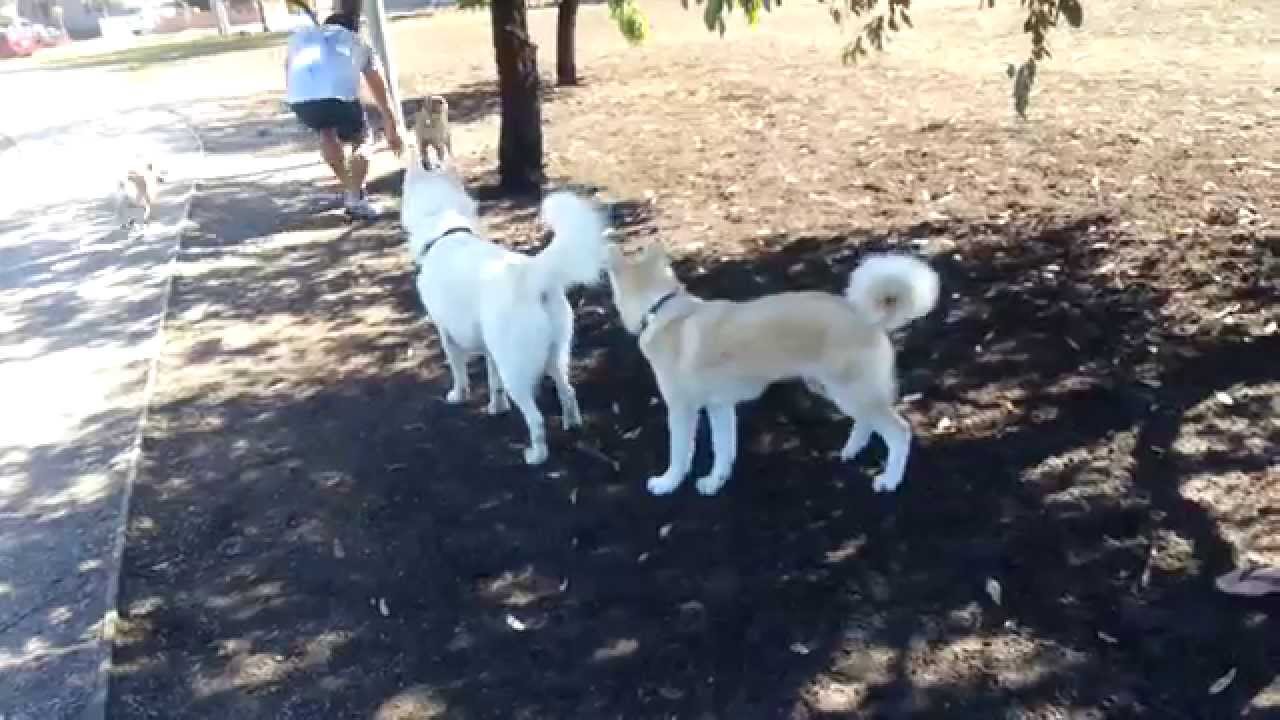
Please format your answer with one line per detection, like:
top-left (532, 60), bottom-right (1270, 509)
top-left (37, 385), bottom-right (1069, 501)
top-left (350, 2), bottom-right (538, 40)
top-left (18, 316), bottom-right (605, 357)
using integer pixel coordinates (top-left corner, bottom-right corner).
top-left (256, 0), bottom-right (269, 31)
top-left (556, 0), bottom-right (578, 86)
top-left (491, 0), bottom-right (544, 192)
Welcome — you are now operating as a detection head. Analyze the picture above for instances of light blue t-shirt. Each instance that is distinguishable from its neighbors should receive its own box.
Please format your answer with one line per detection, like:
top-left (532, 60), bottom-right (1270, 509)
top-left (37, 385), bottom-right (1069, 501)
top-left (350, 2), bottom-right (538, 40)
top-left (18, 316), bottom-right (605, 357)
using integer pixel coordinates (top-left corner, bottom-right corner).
top-left (285, 24), bottom-right (373, 104)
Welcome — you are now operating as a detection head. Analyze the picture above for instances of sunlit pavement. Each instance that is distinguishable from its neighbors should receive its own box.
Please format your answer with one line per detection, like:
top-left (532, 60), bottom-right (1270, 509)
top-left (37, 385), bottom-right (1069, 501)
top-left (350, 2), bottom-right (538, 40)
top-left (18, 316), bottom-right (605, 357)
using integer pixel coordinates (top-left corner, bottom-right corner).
top-left (0, 111), bottom-right (201, 720)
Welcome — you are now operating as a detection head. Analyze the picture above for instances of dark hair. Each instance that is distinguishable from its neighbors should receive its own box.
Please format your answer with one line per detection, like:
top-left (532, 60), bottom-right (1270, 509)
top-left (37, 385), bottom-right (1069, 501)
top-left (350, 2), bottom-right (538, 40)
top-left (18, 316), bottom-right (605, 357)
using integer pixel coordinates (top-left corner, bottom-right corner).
top-left (323, 12), bottom-right (357, 31)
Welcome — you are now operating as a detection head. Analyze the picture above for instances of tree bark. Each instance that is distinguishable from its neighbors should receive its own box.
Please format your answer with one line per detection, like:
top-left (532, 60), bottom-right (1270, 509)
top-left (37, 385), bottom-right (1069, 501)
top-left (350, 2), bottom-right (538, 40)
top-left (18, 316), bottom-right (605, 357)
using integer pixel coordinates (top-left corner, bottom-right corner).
top-left (556, 0), bottom-right (578, 86)
top-left (490, 0), bottom-right (544, 192)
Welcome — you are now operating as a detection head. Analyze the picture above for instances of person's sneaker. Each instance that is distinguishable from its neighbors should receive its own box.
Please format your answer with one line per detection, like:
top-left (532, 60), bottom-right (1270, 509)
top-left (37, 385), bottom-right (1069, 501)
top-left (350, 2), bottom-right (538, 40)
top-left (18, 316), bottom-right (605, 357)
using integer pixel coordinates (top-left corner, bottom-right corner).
top-left (343, 191), bottom-right (380, 220)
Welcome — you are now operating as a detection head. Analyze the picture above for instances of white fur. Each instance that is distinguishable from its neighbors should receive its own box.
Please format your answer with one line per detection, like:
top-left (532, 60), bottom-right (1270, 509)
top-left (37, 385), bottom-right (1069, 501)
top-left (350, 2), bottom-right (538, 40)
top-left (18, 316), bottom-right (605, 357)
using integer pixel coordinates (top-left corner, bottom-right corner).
top-left (401, 150), bottom-right (607, 464)
top-left (845, 253), bottom-right (940, 331)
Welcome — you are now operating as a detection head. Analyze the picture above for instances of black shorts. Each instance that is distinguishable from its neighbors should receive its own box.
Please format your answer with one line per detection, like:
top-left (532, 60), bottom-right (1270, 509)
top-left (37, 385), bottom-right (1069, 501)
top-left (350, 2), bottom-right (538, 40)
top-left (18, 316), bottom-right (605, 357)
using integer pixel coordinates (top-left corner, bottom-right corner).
top-left (291, 98), bottom-right (367, 144)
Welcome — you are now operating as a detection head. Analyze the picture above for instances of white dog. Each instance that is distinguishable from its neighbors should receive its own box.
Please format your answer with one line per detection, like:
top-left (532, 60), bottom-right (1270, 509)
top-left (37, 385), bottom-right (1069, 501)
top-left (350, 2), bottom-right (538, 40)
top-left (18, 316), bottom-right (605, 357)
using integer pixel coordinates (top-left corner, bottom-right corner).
top-left (606, 243), bottom-right (939, 496)
top-left (401, 146), bottom-right (608, 464)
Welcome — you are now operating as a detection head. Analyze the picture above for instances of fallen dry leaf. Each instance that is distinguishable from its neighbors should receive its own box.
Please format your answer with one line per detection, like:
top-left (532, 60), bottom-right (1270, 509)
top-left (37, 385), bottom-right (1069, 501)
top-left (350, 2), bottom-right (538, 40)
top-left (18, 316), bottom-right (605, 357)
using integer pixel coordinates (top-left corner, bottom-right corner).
top-left (1208, 667), bottom-right (1236, 695)
top-left (985, 578), bottom-right (1003, 606)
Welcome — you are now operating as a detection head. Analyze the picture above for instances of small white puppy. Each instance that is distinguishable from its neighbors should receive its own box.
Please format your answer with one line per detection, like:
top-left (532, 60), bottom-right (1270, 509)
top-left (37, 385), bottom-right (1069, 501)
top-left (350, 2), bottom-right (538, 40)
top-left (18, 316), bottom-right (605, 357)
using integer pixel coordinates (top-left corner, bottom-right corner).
top-left (606, 243), bottom-right (939, 496)
top-left (115, 162), bottom-right (160, 230)
top-left (414, 95), bottom-right (451, 168)
top-left (401, 145), bottom-right (608, 465)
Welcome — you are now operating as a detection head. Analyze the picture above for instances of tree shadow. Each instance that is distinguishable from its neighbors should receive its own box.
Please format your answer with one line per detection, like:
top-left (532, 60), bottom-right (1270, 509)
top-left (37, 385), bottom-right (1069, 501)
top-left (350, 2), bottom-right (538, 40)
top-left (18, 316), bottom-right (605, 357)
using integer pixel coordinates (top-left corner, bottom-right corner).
top-left (106, 187), bottom-right (1279, 718)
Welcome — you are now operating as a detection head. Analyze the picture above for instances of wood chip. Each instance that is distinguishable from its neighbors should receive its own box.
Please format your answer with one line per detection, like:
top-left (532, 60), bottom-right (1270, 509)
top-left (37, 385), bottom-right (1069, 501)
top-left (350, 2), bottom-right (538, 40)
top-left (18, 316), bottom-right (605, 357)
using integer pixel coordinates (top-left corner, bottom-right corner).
top-left (333, 539), bottom-right (345, 559)
top-left (1097, 631), bottom-right (1118, 644)
top-left (1215, 391), bottom-right (1235, 406)
top-left (505, 614), bottom-right (527, 631)
top-left (378, 598), bottom-right (390, 617)
top-left (985, 578), bottom-right (1003, 606)
top-left (789, 642), bottom-right (811, 655)
top-left (659, 523), bottom-right (673, 539)
top-left (1208, 667), bottom-right (1236, 695)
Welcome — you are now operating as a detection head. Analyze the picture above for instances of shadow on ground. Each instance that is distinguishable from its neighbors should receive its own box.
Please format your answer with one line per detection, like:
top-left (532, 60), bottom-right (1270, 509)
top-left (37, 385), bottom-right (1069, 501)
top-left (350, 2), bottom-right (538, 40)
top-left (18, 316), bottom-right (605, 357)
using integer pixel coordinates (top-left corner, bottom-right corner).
top-left (107, 141), bottom-right (1279, 717)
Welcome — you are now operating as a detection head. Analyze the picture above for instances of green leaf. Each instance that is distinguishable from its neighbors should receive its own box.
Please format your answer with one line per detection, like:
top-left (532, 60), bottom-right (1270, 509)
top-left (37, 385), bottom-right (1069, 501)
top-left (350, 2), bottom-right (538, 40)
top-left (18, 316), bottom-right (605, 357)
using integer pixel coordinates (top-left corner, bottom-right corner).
top-left (703, 0), bottom-right (722, 31)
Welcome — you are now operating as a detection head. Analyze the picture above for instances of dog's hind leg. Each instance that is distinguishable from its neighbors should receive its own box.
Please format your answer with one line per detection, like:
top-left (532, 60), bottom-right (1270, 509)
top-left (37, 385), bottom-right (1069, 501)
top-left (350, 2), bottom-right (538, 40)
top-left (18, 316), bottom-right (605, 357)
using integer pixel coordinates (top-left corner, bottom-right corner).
top-left (548, 358), bottom-right (581, 430)
top-left (485, 354), bottom-right (510, 415)
top-left (505, 382), bottom-right (548, 465)
top-left (695, 403), bottom-right (737, 496)
top-left (440, 335), bottom-right (471, 404)
top-left (828, 387), bottom-right (911, 492)
top-left (868, 406), bottom-right (912, 492)
top-left (839, 418), bottom-right (873, 461)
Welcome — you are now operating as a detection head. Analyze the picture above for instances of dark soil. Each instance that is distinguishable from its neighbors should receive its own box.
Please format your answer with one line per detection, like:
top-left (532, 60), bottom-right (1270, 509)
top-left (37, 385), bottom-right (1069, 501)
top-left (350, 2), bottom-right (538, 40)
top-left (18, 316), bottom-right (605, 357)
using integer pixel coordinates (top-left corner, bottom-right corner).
top-left (110, 2), bottom-right (1277, 718)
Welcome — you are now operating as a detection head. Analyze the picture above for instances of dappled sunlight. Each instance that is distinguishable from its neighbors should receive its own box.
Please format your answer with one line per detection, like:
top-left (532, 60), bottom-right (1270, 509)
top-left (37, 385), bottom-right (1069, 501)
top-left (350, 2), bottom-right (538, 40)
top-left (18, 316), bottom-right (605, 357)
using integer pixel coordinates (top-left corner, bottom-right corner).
top-left (107, 1), bottom-right (1278, 717)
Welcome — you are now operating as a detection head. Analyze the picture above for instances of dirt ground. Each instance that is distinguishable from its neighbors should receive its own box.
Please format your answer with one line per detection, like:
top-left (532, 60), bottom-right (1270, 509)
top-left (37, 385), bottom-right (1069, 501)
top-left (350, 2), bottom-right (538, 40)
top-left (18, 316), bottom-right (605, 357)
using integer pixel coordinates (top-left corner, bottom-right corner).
top-left (110, 1), bottom-right (1278, 718)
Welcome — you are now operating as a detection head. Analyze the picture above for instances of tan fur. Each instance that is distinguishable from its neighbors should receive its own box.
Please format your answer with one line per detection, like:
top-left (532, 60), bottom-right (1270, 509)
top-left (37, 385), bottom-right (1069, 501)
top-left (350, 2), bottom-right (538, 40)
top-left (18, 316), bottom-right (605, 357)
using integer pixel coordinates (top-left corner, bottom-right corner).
top-left (116, 162), bottom-right (157, 228)
top-left (607, 241), bottom-right (938, 497)
top-left (414, 95), bottom-right (452, 167)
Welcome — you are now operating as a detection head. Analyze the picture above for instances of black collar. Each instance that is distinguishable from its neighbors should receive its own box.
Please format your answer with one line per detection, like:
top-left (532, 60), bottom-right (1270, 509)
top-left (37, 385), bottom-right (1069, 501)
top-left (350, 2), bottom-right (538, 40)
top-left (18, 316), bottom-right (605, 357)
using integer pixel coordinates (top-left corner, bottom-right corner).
top-left (638, 290), bottom-right (680, 335)
top-left (416, 225), bottom-right (473, 260)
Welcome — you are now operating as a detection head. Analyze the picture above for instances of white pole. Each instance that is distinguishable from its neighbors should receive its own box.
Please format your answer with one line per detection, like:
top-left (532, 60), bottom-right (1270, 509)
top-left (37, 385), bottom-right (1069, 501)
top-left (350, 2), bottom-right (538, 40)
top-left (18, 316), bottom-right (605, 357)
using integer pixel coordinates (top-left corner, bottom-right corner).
top-left (363, 0), bottom-right (404, 136)
top-left (211, 0), bottom-right (232, 35)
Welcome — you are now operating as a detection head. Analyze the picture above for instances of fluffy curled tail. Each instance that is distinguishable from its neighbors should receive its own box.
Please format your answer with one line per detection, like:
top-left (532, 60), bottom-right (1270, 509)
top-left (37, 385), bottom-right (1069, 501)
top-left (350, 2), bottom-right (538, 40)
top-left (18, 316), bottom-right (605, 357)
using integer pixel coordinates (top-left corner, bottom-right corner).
top-left (845, 253), bottom-right (940, 331)
top-left (529, 191), bottom-right (608, 292)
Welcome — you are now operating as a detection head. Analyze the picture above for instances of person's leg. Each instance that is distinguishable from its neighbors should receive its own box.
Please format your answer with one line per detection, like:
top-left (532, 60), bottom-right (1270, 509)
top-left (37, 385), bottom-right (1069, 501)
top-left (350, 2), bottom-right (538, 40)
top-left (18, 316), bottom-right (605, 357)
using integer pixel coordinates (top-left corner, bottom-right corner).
top-left (335, 101), bottom-right (378, 218)
top-left (348, 139), bottom-right (368, 196)
top-left (317, 128), bottom-right (351, 190)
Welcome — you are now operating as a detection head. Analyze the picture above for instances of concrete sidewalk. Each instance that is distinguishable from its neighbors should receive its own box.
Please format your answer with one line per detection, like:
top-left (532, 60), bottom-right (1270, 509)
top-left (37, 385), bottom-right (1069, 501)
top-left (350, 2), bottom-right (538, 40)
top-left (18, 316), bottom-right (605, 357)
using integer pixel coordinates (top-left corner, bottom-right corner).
top-left (0, 110), bottom-right (202, 720)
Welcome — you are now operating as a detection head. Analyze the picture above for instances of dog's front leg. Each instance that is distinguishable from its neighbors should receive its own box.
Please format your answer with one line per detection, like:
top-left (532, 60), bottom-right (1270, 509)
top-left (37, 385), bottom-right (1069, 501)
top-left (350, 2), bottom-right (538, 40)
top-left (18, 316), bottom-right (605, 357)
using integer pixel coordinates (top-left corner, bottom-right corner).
top-left (696, 403), bottom-right (737, 496)
top-left (648, 402), bottom-right (699, 496)
top-left (440, 335), bottom-right (471, 403)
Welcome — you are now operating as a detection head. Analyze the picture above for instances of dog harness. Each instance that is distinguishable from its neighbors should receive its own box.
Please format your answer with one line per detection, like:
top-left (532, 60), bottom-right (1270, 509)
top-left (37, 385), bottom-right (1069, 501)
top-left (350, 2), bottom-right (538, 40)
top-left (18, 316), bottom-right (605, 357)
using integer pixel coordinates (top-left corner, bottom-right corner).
top-left (638, 290), bottom-right (681, 335)
top-left (415, 225), bottom-right (474, 261)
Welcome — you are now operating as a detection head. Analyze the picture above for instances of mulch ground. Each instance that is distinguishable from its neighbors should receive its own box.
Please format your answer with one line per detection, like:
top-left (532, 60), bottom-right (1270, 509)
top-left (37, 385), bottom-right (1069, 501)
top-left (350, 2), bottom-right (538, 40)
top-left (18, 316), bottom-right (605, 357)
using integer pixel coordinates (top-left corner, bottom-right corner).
top-left (110, 1), bottom-right (1277, 718)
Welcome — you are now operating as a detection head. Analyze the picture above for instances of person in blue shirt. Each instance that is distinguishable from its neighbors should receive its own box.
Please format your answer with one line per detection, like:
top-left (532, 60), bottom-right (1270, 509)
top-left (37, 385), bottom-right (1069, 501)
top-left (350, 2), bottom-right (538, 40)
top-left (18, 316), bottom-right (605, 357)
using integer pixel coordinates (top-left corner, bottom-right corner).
top-left (285, 11), bottom-right (403, 218)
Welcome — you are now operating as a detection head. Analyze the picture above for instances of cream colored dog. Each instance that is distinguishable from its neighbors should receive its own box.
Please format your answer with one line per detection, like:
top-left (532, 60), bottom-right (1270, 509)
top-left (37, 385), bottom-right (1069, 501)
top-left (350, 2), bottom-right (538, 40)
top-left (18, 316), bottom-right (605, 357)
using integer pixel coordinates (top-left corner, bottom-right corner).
top-left (606, 243), bottom-right (939, 496)
top-left (115, 162), bottom-right (159, 230)
top-left (413, 95), bottom-right (451, 168)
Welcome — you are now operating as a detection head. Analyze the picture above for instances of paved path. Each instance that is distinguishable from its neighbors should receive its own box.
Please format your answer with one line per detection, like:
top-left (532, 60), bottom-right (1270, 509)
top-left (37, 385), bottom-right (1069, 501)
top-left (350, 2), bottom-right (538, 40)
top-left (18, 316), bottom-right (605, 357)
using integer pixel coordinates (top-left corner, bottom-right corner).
top-left (0, 110), bottom-right (202, 720)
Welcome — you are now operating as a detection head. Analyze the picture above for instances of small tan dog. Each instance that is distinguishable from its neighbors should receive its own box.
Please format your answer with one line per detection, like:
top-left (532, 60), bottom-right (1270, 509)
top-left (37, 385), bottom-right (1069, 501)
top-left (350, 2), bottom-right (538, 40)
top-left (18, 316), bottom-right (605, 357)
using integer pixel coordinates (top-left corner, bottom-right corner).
top-left (606, 243), bottom-right (939, 496)
top-left (115, 162), bottom-right (159, 230)
top-left (413, 95), bottom-right (452, 167)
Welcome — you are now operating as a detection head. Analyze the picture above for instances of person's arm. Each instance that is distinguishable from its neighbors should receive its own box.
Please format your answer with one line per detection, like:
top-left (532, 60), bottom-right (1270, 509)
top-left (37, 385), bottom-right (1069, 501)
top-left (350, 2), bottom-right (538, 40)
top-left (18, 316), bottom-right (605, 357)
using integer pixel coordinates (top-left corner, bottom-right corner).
top-left (362, 60), bottom-right (402, 155)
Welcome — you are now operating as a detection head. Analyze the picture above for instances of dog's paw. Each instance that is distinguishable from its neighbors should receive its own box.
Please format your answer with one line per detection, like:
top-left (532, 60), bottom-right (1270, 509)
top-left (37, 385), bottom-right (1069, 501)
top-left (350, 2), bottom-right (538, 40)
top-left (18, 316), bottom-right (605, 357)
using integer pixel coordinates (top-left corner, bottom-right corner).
top-left (647, 475), bottom-right (682, 496)
top-left (695, 473), bottom-right (729, 496)
top-left (524, 445), bottom-right (549, 466)
top-left (872, 473), bottom-right (902, 493)
top-left (446, 387), bottom-right (469, 404)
